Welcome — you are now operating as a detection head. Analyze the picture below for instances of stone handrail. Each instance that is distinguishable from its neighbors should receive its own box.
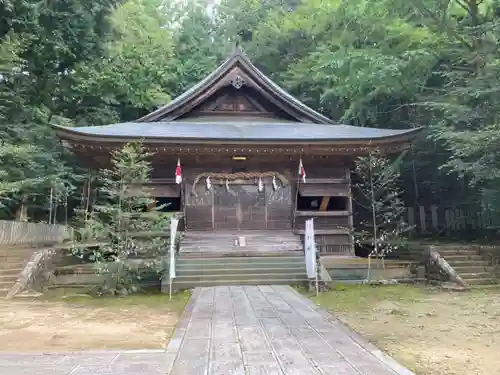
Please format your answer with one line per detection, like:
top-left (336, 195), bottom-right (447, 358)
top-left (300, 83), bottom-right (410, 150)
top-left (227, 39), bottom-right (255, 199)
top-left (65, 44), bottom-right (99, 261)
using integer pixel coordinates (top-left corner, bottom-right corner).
top-left (6, 247), bottom-right (58, 299)
top-left (427, 245), bottom-right (468, 289)
top-left (0, 220), bottom-right (73, 246)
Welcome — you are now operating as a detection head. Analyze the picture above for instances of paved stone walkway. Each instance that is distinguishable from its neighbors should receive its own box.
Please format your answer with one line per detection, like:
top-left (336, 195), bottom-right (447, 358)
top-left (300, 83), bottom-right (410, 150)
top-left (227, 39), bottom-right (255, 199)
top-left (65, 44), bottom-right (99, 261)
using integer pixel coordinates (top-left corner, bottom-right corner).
top-left (0, 285), bottom-right (414, 374)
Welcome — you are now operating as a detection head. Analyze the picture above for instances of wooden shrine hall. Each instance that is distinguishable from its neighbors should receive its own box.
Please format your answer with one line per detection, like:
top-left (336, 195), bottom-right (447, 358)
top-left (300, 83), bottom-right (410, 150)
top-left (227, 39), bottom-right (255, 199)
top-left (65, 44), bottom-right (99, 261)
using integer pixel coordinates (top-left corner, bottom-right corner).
top-left (52, 47), bottom-right (421, 256)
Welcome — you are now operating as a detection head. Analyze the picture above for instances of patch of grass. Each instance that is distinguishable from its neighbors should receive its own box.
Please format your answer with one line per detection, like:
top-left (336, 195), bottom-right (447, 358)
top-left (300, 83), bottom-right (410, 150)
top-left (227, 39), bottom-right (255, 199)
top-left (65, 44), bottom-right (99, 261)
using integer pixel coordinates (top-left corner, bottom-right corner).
top-left (309, 283), bottom-right (429, 313)
top-left (37, 288), bottom-right (191, 314)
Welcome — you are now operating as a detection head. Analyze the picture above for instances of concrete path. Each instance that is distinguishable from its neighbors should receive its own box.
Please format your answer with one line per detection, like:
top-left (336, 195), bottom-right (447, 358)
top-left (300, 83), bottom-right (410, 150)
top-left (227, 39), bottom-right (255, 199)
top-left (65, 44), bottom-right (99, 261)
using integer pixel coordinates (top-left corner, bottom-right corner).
top-left (0, 285), bottom-right (414, 374)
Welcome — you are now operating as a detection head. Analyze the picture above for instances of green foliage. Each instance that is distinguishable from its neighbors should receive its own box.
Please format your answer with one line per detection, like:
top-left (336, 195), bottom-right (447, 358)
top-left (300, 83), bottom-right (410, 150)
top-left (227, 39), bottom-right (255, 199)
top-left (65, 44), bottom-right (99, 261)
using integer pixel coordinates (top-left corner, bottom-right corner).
top-left (71, 143), bottom-right (171, 295)
top-left (70, 0), bottom-right (175, 124)
top-left (353, 150), bottom-right (412, 264)
top-left (2, 0), bottom-right (500, 231)
top-left (0, 0), bottom-right (121, 220)
top-left (167, 0), bottom-right (226, 96)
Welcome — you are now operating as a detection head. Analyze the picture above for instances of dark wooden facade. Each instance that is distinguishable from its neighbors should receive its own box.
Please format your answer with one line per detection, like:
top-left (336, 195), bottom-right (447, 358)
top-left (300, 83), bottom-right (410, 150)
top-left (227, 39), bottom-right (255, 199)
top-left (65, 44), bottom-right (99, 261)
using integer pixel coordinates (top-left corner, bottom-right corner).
top-left (119, 157), bottom-right (353, 254)
top-left (53, 47), bottom-right (422, 256)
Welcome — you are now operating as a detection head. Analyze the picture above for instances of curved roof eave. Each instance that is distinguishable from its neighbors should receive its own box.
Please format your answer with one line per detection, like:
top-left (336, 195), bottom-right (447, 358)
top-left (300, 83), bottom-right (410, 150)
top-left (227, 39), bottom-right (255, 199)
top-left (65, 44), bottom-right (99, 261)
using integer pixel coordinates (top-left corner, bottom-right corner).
top-left (52, 123), bottom-right (423, 145)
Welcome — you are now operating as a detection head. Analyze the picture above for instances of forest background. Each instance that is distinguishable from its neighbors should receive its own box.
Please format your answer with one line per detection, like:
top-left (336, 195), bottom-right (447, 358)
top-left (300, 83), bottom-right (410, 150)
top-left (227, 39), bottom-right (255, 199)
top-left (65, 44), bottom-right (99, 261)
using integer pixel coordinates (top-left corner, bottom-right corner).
top-left (0, 0), bottom-right (498, 229)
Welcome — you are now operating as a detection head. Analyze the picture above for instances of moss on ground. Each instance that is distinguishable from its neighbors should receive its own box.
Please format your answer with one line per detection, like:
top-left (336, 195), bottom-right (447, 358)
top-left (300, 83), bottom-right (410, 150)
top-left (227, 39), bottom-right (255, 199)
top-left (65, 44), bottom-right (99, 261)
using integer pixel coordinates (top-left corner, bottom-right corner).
top-left (38, 288), bottom-right (190, 314)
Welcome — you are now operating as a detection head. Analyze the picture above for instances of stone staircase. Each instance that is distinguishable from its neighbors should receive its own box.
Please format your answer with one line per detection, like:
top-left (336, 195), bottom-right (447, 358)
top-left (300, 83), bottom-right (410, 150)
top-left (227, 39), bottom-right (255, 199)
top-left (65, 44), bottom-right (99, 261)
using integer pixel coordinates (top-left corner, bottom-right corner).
top-left (437, 245), bottom-right (495, 285)
top-left (172, 256), bottom-right (307, 290)
top-left (167, 230), bottom-right (308, 290)
top-left (0, 248), bottom-right (35, 296)
top-left (179, 230), bottom-right (303, 257)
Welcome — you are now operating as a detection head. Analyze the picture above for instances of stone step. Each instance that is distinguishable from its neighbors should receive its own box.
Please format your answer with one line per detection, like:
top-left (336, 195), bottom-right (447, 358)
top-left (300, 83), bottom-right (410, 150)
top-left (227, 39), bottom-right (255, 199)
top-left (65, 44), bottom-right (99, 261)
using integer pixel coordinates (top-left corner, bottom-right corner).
top-left (452, 266), bottom-right (494, 274)
top-left (0, 255), bottom-right (33, 261)
top-left (464, 278), bottom-right (496, 285)
top-left (0, 280), bottom-right (14, 290)
top-left (0, 287), bottom-right (10, 296)
top-left (433, 244), bottom-right (479, 251)
top-left (0, 274), bottom-right (18, 282)
top-left (47, 283), bottom-right (105, 290)
top-left (0, 247), bottom-right (37, 254)
top-left (181, 242), bottom-right (302, 248)
top-left (177, 267), bottom-right (305, 276)
top-left (0, 249), bottom-right (36, 255)
top-left (0, 256), bottom-right (32, 264)
top-left (0, 268), bottom-right (22, 276)
top-left (172, 278), bottom-right (308, 289)
top-left (177, 257), bottom-right (304, 267)
top-left (181, 239), bottom-right (302, 245)
top-left (0, 262), bottom-right (26, 270)
top-left (442, 255), bottom-right (483, 262)
top-left (174, 272), bottom-right (307, 283)
top-left (177, 256), bottom-right (305, 262)
top-left (181, 244), bottom-right (302, 251)
top-left (179, 251), bottom-right (303, 258)
top-left (180, 250), bottom-right (304, 256)
top-left (182, 236), bottom-right (301, 242)
top-left (177, 261), bottom-right (305, 268)
top-left (446, 260), bottom-right (490, 267)
top-left (181, 243), bottom-right (302, 250)
top-left (459, 272), bottom-right (493, 279)
top-left (177, 263), bottom-right (305, 272)
top-left (437, 249), bottom-right (480, 256)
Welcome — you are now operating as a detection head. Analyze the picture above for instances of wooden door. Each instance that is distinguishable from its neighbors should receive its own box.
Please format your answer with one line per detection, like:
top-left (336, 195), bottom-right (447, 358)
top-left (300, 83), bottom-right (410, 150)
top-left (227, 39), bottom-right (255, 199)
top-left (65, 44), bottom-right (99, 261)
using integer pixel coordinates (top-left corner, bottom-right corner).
top-left (214, 184), bottom-right (267, 230)
top-left (186, 183), bottom-right (292, 231)
top-left (266, 185), bottom-right (293, 230)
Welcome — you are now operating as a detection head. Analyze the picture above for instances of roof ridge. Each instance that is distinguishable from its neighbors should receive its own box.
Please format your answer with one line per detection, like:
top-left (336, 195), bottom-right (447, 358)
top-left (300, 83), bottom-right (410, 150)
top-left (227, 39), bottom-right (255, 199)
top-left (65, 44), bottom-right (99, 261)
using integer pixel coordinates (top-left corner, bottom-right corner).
top-left (230, 41), bottom-right (246, 58)
top-left (136, 50), bottom-right (334, 124)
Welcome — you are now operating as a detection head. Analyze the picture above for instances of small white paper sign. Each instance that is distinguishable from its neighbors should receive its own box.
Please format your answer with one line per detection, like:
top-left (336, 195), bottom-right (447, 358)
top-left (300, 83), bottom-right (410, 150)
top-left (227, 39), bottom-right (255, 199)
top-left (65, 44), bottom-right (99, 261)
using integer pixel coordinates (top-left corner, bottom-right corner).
top-left (238, 236), bottom-right (246, 247)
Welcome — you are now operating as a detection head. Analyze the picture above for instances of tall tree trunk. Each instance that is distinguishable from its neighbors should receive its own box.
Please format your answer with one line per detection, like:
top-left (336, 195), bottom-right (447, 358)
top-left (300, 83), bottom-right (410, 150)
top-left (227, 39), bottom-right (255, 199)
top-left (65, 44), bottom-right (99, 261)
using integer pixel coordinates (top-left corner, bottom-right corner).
top-left (15, 203), bottom-right (28, 221)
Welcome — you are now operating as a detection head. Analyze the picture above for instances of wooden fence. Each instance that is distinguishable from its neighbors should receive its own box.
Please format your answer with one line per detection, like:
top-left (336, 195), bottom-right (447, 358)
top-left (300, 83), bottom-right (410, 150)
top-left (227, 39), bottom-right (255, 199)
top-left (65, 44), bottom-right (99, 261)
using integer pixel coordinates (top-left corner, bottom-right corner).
top-left (408, 205), bottom-right (500, 236)
top-left (0, 220), bottom-right (73, 246)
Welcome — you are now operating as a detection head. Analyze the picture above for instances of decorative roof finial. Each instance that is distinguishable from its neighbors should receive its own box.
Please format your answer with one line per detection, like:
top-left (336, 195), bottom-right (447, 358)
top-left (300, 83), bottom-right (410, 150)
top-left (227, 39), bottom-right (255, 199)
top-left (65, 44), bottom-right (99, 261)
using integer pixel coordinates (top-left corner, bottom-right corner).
top-left (232, 38), bottom-right (244, 56)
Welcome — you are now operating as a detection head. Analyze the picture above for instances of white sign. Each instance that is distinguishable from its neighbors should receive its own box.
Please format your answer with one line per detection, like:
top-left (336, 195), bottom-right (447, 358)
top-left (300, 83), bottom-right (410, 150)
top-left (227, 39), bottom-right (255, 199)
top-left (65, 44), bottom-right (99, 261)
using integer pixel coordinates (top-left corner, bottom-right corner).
top-left (169, 216), bottom-right (179, 279)
top-left (304, 218), bottom-right (317, 279)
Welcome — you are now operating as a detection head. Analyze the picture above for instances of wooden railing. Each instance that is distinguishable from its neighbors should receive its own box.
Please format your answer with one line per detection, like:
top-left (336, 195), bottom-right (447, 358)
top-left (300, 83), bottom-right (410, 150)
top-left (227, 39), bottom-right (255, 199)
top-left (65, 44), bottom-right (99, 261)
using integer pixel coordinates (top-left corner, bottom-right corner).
top-left (0, 220), bottom-right (73, 246)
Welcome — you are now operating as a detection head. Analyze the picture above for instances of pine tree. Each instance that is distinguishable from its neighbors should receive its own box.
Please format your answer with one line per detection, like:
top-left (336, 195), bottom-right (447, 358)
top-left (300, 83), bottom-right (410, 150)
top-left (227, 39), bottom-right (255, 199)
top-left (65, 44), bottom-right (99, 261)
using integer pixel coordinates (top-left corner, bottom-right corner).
top-left (72, 142), bottom-right (171, 295)
top-left (353, 149), bottom-right (412, 281)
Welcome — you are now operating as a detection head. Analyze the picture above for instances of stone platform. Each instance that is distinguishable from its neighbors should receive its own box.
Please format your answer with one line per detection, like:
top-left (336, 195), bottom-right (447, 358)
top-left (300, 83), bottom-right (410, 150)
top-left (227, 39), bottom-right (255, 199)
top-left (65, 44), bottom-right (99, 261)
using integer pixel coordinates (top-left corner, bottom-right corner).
top-left (166, 285), bottom-right (414, 375)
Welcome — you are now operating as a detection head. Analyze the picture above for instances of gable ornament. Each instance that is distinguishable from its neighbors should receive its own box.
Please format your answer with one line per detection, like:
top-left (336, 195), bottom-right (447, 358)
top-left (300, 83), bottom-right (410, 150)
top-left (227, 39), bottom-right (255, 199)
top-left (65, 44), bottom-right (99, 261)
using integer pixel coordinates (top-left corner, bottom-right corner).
top-left (231, 75), bottom-right (245, 90)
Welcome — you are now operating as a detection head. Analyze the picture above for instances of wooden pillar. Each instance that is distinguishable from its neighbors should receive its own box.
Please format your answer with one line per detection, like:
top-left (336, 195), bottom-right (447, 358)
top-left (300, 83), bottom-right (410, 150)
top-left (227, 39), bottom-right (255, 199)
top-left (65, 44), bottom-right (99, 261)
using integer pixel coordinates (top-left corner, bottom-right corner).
top-left (419, 205), bottom-right (426, 232)
top-left (182, 182), bottom-right (187, 231)
top-left (264, 187), bottom-right (269, 229)
top-left (211, 189), bottom-right (215, 231)
top-left (346, 166), bottom-right (354, 255)
top-left (407, 206), bottom-right (415, 227)
top-left (83, 168), bottom-right (93, 226)
top-left (430, 205), bottom-right (438, 231)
